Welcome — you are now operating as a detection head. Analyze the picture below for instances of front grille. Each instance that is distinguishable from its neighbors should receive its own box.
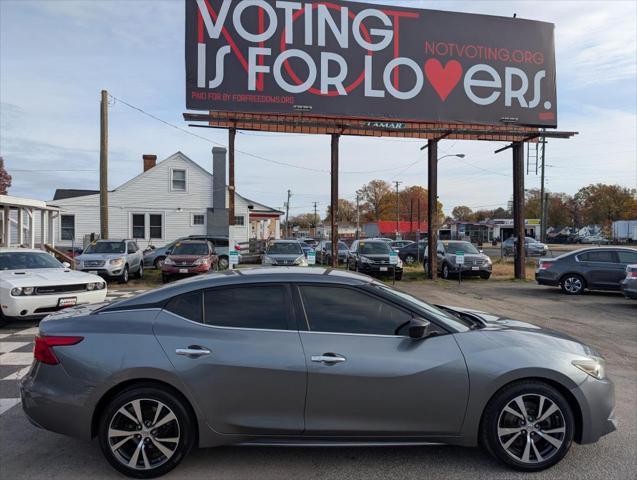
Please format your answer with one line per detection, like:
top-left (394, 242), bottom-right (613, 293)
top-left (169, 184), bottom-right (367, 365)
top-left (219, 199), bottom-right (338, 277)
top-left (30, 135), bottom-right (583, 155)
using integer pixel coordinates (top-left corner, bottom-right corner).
top-left (371, 259), bottom-right (390, 265)
top-left (35, 284), bottom-right (87, 295)
top-left (471, 259), bottom-right (486, 266)
top-left (84, 260), bottom-right (105, 267)
top-left (34, 306), bottom-right (66, 314)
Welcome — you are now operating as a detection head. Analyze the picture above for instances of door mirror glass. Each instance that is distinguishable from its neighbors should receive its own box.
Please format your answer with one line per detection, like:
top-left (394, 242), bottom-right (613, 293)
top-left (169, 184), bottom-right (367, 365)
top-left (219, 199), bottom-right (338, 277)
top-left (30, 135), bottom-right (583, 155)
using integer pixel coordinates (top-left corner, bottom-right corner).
top-left (408, 317), bottom-right (431, 339)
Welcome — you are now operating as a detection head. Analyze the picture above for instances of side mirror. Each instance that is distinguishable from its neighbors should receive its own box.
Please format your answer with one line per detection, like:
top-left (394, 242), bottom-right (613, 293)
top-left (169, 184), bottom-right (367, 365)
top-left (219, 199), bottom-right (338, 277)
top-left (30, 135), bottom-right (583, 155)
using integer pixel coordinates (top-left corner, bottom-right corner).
top-left (408, 317), bottom-right (431, 339)
top-left (479, 249), bottom-right (484, 254)
top-left (62, 262), bottom-right (71, 269)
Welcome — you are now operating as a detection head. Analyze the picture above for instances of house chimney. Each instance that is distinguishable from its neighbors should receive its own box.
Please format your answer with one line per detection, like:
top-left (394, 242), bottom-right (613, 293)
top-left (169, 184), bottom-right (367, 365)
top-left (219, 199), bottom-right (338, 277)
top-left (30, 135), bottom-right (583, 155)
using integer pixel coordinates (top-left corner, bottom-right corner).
top-left (143, 154), bottom-right (157, 172)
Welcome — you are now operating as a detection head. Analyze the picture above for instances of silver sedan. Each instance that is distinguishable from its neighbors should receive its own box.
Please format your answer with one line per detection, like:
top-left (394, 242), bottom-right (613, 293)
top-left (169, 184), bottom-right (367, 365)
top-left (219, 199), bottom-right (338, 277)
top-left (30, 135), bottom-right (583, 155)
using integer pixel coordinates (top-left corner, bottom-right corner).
top-left (21, 268), bottom-right (615, 478)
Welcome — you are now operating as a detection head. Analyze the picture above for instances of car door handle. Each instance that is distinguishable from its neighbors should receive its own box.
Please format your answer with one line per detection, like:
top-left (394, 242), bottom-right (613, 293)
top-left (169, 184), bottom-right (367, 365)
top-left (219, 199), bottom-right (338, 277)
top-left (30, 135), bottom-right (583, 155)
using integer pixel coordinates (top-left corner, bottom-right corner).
top-left (176, 346), bottom-right (211, 357)
top-left (311, 353), bottom-right (346, 364)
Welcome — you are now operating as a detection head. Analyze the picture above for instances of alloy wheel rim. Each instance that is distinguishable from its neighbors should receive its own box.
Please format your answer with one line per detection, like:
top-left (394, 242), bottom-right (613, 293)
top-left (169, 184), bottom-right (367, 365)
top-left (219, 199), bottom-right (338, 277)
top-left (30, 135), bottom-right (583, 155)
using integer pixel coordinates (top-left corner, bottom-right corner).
top-left (564, 277), bottom-right (582, 293)
top-left (219, 258), bottom-right (229, 269)
top-left (406, 255), bottom-right (415, 264)
top-left (108, 398), bottom-right (180, 470)
top-left (139, 264), bottom-right (143, 278)
top-left (497, 394), bottom-right (566, 464)
top-left (123, 268), bottom-right (128, 282)
top-left (443, 265), bottom-right (449, 278)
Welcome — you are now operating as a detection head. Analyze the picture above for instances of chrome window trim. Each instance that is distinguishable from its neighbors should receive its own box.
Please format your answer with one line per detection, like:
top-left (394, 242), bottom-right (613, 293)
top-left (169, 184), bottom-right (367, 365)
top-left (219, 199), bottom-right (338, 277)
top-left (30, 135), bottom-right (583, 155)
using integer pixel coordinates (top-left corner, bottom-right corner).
top-left (97, 308), bottom-right (161, 315)
top-left (163, 310), bottom-right (296, 334)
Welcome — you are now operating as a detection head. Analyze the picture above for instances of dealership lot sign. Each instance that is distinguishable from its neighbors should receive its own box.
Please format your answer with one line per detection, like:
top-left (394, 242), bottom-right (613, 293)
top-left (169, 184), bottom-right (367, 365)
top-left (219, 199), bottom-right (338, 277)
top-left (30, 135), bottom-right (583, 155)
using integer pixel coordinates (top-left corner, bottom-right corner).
top-left (186, 0), bottom-right (557, 127)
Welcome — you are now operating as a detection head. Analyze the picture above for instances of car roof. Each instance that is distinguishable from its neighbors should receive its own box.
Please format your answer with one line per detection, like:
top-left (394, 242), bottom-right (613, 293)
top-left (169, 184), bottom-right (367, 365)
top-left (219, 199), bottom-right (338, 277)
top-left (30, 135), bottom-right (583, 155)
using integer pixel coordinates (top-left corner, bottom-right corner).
top-left (175, 239), bottom-right (209, 244)
top-left (101, 267), bottom-right (374, 311)
top-left (270, 239), bottom-right (301, 243)
top-left (0, 248), bottom-right (48, 253)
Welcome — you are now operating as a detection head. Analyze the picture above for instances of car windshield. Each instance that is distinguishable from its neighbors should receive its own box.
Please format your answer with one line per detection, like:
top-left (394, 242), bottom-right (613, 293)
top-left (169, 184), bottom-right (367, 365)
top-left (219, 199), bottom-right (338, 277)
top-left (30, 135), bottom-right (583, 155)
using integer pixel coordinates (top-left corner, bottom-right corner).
top-left (370, 284), bottom-right (472, 331)
top-left (172, 243), bottom-right (209, 255)
top-left (267, 242), bottom-right (303, 255)
top-left (323, 242), bottom-right (349, 251)
top-left (0, 252), bottom-right (63, 270)
top-left (360, 242), bottom-right (391, 254)
top-left (84, 241), bottom-right (126, 254)
top-left (445, 242), bottom-right (479, 254)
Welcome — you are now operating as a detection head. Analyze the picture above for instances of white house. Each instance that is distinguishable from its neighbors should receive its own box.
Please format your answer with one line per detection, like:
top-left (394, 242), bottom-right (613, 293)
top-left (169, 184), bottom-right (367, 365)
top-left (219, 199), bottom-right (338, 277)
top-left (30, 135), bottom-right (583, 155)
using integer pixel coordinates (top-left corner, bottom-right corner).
top-left (35, 151), bottom-right (281, 249)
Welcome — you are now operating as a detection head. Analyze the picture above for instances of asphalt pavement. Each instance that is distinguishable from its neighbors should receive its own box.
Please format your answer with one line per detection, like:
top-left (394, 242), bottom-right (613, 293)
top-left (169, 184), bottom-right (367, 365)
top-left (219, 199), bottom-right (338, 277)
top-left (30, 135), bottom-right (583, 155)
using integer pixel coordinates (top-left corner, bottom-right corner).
top-left (0, 282), bottom-right (635, 480)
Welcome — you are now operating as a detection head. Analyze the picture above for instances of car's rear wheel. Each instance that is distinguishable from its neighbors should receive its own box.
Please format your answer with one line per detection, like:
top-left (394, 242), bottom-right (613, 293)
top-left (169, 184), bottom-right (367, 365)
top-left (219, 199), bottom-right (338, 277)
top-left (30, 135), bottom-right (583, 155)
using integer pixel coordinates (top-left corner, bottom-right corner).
top-left (98, 386), bottom-right (194, 479)
top-left (481, 380), bottom-right (574, 472)
top-left (154, 257), bottom-right (165, 269)
top-left (218, 256), bottom-right (229, 270)
top-left (560, 274), bottom-right (585, 295)
top-left (404, 254), bottom-right (416, 265)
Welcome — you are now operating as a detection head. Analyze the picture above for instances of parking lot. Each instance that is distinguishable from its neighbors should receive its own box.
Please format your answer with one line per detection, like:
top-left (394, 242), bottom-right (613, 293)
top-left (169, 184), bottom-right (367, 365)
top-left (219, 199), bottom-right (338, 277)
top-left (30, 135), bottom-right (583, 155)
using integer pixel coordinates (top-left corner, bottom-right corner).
top-left (0, 280), bottom-right (635, 480)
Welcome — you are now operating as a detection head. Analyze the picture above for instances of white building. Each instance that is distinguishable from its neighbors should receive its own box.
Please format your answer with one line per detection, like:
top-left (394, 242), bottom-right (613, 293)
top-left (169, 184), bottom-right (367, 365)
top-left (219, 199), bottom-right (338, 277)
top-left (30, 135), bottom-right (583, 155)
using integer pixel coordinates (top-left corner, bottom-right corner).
top-left (24, 151), bottom-right (281, 249)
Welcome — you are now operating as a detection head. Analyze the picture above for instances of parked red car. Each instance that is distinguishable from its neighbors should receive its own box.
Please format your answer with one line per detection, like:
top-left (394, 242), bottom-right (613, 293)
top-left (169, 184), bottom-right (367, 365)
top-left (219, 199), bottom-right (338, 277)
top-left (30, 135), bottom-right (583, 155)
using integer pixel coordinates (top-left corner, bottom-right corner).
top-left (161, 240), bottom-right (218, 283)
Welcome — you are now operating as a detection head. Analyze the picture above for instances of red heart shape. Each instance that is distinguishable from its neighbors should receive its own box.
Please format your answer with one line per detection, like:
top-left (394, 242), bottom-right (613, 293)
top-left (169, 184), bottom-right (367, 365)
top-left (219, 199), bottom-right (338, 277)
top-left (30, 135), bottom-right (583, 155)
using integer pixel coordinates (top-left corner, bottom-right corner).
top-left (424, 59), bottom-right (463, 101)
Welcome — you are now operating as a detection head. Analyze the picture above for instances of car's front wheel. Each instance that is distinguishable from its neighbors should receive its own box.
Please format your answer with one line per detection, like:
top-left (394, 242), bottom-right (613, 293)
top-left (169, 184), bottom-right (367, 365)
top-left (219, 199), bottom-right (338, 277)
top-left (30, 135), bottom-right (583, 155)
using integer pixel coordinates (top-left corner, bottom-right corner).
top-left (441, 262), bottom-right (450, 279)
top-left (560, 274), bottom-right (585, 295)
top-left (136, 263), bottom-right (144, 279)
top-left (404, 254), bottom-right (416, 265)
top-left (98, 385), bottom-right (194, 479)
top-left (119, 266), bottom-right (129, 284)
top-left (481, 380), bottom-right (574, 472)
top-left (218, 256), bottom-right (229, 270)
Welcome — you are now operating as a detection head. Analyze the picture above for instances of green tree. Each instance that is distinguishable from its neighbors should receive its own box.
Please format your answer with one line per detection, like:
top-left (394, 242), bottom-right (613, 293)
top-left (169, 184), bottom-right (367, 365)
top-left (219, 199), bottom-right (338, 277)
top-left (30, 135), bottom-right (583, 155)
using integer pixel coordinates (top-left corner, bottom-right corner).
top-left (358, 180), bottom-right (392, 221)
top-left (575, 184), bottom-right (637, 225)
top-left (452, 205), bottom-right (473, 221)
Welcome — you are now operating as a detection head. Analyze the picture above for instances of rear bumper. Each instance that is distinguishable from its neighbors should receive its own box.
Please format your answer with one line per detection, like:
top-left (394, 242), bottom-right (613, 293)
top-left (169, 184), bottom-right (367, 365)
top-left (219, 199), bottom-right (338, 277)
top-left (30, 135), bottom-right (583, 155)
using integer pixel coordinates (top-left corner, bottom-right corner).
top-left (621, 279), bottom-right (637, 299)
top-left (535, 270), bottom-right (560, 286)
top-left (20, 363), bottom-right (94, 441)
top-left (358, 264), bottom-right (403, 276)
top-left (162, 265), bottom-right (210, 275)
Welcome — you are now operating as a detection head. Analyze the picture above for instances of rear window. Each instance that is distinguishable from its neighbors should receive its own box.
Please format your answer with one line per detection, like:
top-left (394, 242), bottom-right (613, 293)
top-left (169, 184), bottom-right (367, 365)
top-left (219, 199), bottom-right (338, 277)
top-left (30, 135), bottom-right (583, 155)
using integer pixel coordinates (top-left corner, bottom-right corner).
top-left (173, 243), bottom-right (209, 255)
top-left (578, 251), bottom-right (616, 263)
top-left (165, 291), bottom-right (203, 323)
top-left (617, 250), bottom-right (637, 264)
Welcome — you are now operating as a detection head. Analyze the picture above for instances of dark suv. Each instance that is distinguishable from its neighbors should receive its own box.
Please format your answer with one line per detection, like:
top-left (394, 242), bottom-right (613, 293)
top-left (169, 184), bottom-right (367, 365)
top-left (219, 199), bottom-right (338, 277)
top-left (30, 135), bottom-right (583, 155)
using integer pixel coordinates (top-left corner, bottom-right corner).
top-left (347, 239), bottom-right (403, 280)
top-left (536, 247), bottom-right (637, 294)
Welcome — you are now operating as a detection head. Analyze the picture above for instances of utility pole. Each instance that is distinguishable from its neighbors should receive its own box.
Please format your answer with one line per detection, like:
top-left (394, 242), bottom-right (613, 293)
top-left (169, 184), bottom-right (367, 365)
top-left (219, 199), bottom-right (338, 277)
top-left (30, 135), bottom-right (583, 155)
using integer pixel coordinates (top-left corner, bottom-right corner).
top-left (284, 189), bottom-right (292, 239)
top-left (313, 201), bottom-right (318, 238)
top-left (355, 192), bottom-right (361, 240)
top-left (539, 132), bottom-right (547, 243)
top-left (410, 197), bottom-right (414, 236)
top-left (393, 181), bottom-right (402, 238)
top-left (100, 89), bottom-right (109, 240)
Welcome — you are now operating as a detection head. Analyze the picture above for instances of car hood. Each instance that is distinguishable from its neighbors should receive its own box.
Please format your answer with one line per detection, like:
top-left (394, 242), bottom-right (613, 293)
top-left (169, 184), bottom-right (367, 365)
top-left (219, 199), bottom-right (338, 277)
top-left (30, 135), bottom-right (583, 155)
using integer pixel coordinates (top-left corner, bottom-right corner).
top-left (265, 254), bottom-right (303, 261)
top-left (360, 254), bottom-right (390, 260)
top-left (168, 255), bottom-right (208, 262)
top-left (77, 253), bottom-right (124, 261)
top-left (0, 268), bottom-right (103, 287)
top-left (445, 305), bottom-right (599, 357)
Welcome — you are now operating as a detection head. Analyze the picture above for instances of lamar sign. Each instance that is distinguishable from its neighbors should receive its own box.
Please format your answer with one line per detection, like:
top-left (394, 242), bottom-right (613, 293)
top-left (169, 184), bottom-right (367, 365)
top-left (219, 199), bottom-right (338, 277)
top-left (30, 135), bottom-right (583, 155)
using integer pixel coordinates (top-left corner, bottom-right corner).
top-left (186, 0), bottom-right (558, 127)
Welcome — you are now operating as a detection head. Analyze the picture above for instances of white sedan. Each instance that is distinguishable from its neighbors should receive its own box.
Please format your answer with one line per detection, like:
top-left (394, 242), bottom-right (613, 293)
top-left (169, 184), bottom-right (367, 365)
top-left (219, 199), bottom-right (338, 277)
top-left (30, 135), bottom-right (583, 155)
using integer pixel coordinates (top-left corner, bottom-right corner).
top-left (0, 248), bottom-right (107, 321)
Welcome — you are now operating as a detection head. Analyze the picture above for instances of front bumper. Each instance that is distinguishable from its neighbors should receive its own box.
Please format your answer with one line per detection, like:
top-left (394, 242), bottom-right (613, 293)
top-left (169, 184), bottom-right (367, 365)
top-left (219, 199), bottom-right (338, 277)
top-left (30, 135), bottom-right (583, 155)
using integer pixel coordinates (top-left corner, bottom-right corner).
top-left (1, 289), bottom-right (107, 318)
top-left (79, 266), bottom-right (124, 278)
top-left (448, 264), bottom-right (492, 275)
top-left (162, 264), bottom-right (211, 275)
top-left (571, 375), bottom-right (617, 444)
top-left (358, 263), bottom-right (403, 276)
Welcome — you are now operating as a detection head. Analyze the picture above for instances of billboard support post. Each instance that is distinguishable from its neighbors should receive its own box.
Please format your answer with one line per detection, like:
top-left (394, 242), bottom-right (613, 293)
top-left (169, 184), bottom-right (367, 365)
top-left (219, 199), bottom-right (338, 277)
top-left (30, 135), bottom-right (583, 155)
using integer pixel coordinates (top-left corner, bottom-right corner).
top-left (331, 134), bottom-right (340, 268)
top-left (228, 127), bottom-right (236, 226)
top-left (427, 140), bottom-right (438, 280)
top-left (513, 142), bottom-right (526, 279)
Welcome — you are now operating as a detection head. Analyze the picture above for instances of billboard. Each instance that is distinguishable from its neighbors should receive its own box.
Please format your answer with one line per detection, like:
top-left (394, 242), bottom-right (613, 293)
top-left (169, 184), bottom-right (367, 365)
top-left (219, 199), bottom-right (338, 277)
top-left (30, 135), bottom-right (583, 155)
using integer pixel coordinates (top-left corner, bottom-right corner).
top-left (186, 0), bottom-right (557, 127)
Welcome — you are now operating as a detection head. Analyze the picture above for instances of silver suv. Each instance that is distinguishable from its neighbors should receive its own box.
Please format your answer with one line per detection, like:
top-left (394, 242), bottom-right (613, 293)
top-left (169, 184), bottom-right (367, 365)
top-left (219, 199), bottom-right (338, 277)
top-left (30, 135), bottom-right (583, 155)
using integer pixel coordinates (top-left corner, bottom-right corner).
top-left (76, 239), bottom-right (144, 283)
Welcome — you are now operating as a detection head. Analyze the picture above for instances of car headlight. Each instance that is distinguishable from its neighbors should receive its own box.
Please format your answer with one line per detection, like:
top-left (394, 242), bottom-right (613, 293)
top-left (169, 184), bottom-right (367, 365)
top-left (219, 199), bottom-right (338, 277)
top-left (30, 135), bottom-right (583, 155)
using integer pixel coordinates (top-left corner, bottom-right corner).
top-left (360, 256), bottom-right (372, 264)
top-left (11, 287), bottom-right (22, 296)
top-left (87, 283), bottom-right (96, 291)
top-left (263, 256), bottom-right (274, 265)
top-left (485, 256), bottom-right (492, 265)
top-left (95, 282), bottom-right (106, 290)
top-left (164, 257), bottom-right (175, 266)
top-left (22, 287), bottom-right (35, 295)
top-left (193, 257), bottom-right (209, 265)
top-left (294, 256), bottom-right (308, 266)
top-left (109, 257), bottom-right (125, 266)
top-left (572, 358), bottom-right (606, 380)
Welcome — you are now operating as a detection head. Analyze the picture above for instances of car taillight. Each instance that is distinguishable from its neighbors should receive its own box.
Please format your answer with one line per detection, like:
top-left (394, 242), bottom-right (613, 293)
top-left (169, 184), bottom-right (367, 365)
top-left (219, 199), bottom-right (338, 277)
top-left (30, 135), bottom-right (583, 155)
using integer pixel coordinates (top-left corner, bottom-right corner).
top-left (628, 270), bottom-right (637, 278)
top-left (538, 261), bottom-right (553, 270)
top-left (34, 336), bottom-right (84, 365)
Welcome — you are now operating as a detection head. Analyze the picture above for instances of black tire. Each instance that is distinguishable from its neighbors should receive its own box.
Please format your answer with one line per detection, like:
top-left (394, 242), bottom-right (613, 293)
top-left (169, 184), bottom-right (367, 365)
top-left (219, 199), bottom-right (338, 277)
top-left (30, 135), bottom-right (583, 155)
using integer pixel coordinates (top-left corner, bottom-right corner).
top-left (154, 257), bottom-right (165, 269)
top-left (480, 272), bottom-right (491, 280)
top-left (423, 259), bottom-right (429, 276)
top-left (395, 272), bottom-right (403, 281)
top-left (442, 262), bottom-right (450, 280)
top-left (404, 254), bottom-right (416, 265)
top-left (218, 256), bottom-right (229, 270)
top-left (136, 263), bottom-right (144, 279)
top-left (98, 385), bottom-right (195, 479)
top-left (119, 266), bottom-right (129, 284)
top-left (480, 380), bottom-right (574, 472)
top-left (560, 274), bottom-right (585, 295)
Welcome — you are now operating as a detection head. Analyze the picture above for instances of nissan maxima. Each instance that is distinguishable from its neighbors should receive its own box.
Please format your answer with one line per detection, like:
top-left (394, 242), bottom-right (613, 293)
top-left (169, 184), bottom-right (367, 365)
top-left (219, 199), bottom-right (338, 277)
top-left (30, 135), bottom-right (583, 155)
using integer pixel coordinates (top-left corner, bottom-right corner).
top-left (21, 268), bottom-right (615, 478)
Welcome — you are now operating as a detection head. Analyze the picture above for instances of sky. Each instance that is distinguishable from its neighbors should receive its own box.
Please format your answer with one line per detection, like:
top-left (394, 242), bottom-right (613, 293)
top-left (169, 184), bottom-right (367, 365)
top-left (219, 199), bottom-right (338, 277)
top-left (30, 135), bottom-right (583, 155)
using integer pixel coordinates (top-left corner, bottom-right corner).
top-left (1, 0), bottom-right (636, 218)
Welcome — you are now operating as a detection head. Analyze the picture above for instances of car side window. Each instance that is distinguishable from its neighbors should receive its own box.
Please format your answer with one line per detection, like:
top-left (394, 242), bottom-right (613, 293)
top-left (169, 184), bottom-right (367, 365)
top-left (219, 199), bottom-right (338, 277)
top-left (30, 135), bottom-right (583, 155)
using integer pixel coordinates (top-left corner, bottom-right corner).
top-left (204, 285), bottom-right (288, 330)
top-left (127, 242), bottom-right (137, 254)
top-left (165, 291), bottom-right (203, 323)
top-left (299, 286), bottom-right (412, 336)
top-left (617, 250), bottom-right (637, 264)
top-left (578, 251), bottom-right (616, 263)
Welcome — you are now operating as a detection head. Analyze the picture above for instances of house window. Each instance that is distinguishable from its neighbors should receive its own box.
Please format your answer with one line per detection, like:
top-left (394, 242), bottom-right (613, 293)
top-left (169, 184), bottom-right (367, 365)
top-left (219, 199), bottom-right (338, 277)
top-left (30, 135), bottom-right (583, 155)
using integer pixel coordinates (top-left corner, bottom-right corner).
top-left (132, 214), bottom-right (145, 239)
top-left (149, 214), bottom-right (163, 239)
top-left (171, 169), bottom-right (186, 191)
top-left (234, 215), bottom-right (245, 226)
top-left (192, 214), bottom-right (205, 226)
top-left (60, 215), bottom-right (75, 241)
